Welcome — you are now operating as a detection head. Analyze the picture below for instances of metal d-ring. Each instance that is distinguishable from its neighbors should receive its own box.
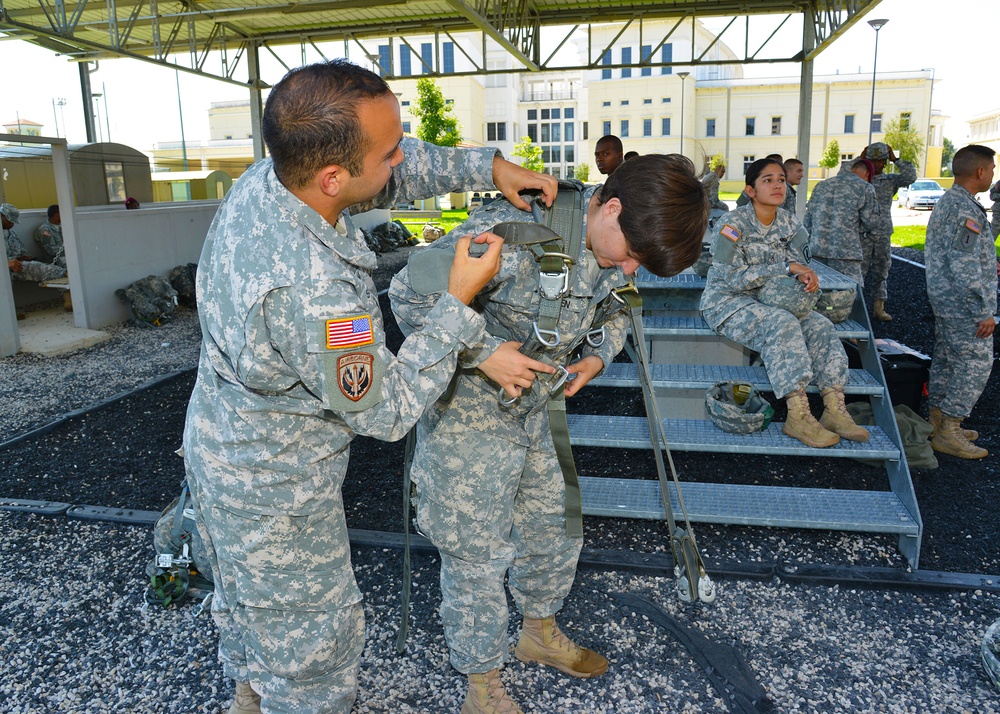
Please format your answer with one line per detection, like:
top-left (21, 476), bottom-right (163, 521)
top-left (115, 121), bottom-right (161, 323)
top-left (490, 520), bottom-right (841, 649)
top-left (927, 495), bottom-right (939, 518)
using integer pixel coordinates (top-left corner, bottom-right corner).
top-left (533, 322), bottom-right (560, 348)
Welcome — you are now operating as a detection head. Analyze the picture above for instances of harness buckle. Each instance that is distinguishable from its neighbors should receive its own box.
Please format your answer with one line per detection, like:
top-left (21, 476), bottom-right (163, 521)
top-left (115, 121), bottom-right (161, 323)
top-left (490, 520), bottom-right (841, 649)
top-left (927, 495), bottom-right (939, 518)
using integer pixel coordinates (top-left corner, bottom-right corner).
top-left (547, 365), bottom-right (571, 396)
top-left (533, 321), bottom-right (561, 348)
top-left (539, 264), bottom-right (570, 300)
top-left (586, 326), bottom-right (606, 348)
top-left (497, 386), bottom-right (519, 407)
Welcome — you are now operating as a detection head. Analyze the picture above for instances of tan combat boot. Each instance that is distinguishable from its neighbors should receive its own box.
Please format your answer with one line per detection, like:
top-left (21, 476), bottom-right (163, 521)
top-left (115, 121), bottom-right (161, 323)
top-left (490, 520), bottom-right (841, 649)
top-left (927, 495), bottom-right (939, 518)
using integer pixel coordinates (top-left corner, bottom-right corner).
top-left (931, 415), bottom-right (988, 460)
top-left (461, 669), bottom-right (523, 714)
top-left (928, 406), bottom-right (978, 441)
top-left (819, 386), bottom-right (870, 442)
top-left (228, 681), bottom-right (262, 714)
top-left (782, 390), bottom-right (840, 448)
top-left (514, 616), bottom-right (609, 678)
top-left (873, 299), bottom-right (893, 322)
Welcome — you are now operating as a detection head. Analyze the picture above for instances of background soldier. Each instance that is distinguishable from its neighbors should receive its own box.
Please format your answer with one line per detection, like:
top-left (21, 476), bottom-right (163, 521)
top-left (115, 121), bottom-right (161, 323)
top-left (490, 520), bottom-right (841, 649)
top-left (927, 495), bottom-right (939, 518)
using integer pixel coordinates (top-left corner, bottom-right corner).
top-left (924, 144), bottom-right (996, 460)
top-left (594, 135), bottom-right (624, 176)
top-left (2, 203), bottom-right (66, 283)
top-left (781, 158), bottom-right (805, 214)
top-left (860, 142), bottom-right (916, 321)
top-left (34, 204), bottom-right (66, 269)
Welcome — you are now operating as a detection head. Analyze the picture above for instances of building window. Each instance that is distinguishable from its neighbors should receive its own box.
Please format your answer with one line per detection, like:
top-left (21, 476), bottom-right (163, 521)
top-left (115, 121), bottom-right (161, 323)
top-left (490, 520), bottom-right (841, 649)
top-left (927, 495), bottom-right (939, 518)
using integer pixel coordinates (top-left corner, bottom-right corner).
top-left (402, 122), bottom-right (411, 133)
top-left (552, 108), bottom-right (561, 119)
top-left (900, 112), bottom-right (912, 130)
top-left (400, 46), bottom-right (411, 76)
top-left (641, 45), bottom-right (652, 77)
top-left (541, 108), bottom-right (550, 120)
top-left (601, 50), bottom-right (612, 80)
top-left (643, 118), bottom-right (652, 137)
top-left (661, 44), bottom-right (673, 75)
top-left (541, 124), bottom-right (550, 142)
top-left (871, 112), bottom-right (883, 133)
top-left (487, 122), bottom-right (506, 142)
top-left (551, 146), bottom-right (561, 163)
top-left (421, 43), bottom-right (433, 74)
top-left (643, 98), bottom-right (652, 105)
top-left (603, 120), bottom-right (611, 136)
top-left (602, 101), bottom-right (611, 107)
top-left (771, 116), bottom-right (781, 135)
top-left (443, 42), bottom-right (455, 74)
top-left (706, 118), bottom-right (716, 137)
top-left (527, 124), bottom-right (537, 142)
top-left (841, 153), bottom-right (855, 162)
top-left (445, 99), bottom-right (454, 105)
top-left (527, 109), bottom-right (537, 120)
top-left (662, 97), bottom-right (671, 103)
top-left (743, 155), bottom-right (756, 174)
top-left (621, 47), bottom-right (632, 78)
top-left (564, 123), bottom-right (574, 142)
top-left (621, 100), bottom-right (629, 106)
top-left (662, 117), bottom-right (671, 136)
top-left (401, 100), bottom-right (410, 107)
top-left (565, 146), bottom-right (575, 163)
top-left (565, 108), bottom-right (574, 119)
top-left (542, 147), bottom-right (551, 163)
top-left (844, 114), bottom-right (855, 134)
top-left (746, 117), bottom-right (756, 136)
top-left (620, 120), bottom-right (629, 138)
top-left (551, 123), bottom-right (561, 142)
top-left (377, 44), bottom-right (391, 77)
top-left (582, 122), bottom-right (588, 140)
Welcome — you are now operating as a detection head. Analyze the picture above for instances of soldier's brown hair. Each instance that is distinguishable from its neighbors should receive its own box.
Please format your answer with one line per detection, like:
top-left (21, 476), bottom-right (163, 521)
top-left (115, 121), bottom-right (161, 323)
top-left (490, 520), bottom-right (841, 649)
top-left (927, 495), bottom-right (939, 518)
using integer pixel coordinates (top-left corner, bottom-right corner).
top-left (597, 153), bottom-right (707, 277)
top-left (952, 144), bottom-right (995, 178)
top-left (262, 60), bottom-right (393, 189)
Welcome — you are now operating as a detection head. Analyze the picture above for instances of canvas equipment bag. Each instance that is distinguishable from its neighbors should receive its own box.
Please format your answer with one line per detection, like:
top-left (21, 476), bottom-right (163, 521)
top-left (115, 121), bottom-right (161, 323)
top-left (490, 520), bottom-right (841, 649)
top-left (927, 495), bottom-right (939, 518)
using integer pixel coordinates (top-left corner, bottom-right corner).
top-left (116, 275), bottom-right (178, 326)
top-left (144, 481), bottom-right (214, 609)
top-left (168, 263), bottom-right (198, 308)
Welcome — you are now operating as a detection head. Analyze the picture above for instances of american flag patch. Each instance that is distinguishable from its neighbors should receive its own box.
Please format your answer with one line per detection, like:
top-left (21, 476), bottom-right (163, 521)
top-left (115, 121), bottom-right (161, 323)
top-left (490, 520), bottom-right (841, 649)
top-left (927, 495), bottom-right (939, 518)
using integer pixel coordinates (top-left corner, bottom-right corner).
top-left (720, 224), bottom-right (741, 242)
top-left (326, 315), bottom-right (374, 349)
top-left (964, 218), bottom-right (981, 233)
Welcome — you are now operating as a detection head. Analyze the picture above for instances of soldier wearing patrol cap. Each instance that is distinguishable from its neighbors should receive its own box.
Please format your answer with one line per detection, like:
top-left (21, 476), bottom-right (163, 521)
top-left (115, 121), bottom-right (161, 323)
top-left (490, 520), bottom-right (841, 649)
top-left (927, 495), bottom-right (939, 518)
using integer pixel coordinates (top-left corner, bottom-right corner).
top-left (925, 144), bottom-right (996, 460)
top-left (701, 158), bottom-right (869, 449)
top-left (181, 59), bottom-right (560, 714)
top-left (3, 203), bottom-right (66, 283)
top-left (860, 141), bottom-right (917, 321)
top-left (390, 153), bottom-right (707, 714)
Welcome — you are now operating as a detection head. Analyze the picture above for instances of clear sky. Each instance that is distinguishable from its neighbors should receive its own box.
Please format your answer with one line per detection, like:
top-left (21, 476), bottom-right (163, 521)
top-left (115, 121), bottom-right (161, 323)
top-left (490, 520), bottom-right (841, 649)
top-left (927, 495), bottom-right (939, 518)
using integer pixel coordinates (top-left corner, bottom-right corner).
top-left (0, 0), bottom-right (991, 152)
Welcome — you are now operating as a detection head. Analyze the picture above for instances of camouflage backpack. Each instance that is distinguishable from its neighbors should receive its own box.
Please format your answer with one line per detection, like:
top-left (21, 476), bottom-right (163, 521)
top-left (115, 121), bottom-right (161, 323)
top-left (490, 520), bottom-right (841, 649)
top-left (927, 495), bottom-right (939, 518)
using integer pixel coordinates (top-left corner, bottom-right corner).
top-left (116, 275), bottom-right (178, 326)
top-left (168, 263), bottom-right (198, 309)
top-left (144, 481), bottom-right (214, 609)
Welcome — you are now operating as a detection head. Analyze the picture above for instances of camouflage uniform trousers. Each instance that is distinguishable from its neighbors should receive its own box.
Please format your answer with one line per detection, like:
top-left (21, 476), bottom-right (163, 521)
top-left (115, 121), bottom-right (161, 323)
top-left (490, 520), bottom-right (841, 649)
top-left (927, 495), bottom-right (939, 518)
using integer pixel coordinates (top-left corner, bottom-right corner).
top-left (714, 300), bottom-right (849, 398)
top-left (860, 232), bottom-right (891, 301)
top-left (813, 256), bottom-right (863, 286)
top-left (10, 259), bottom-right (65, 283)
top-left (411, 393), bottom-right (581, 675)
top-left (187, 476), bottom-right (364, 714)
top-left (928, 316), bottom-right (994, 419)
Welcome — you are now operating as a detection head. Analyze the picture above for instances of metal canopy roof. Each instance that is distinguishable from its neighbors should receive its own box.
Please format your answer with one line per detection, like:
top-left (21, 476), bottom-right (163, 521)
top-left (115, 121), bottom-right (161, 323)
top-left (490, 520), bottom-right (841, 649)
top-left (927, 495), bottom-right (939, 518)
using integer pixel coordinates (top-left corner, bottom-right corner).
top-left (1, 0), bottom-right (880, 86)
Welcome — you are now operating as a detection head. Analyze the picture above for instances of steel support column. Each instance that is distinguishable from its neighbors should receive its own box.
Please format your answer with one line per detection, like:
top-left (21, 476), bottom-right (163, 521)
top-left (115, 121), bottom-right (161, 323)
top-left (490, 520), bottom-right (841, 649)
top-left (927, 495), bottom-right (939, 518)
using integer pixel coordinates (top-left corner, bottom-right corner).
top-left (248, 42), bottom-right (266, 161)
top-left (795, 6), bottom-right (815, 217)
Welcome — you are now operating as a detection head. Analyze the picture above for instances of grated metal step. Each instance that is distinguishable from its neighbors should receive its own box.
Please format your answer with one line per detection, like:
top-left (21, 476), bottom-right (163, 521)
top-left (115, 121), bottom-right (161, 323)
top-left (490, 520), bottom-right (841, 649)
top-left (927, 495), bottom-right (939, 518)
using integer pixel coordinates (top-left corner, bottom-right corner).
top-left (579, 476), bottom-right (919, 535)
top-left (567, 414), bottom-right (900, 460)
top-left (635, 262), bottom-right (858, 291)
top-left (642, 315), bottom-right (870, 340)
top-left (590, 363), bottom-right (884, 395)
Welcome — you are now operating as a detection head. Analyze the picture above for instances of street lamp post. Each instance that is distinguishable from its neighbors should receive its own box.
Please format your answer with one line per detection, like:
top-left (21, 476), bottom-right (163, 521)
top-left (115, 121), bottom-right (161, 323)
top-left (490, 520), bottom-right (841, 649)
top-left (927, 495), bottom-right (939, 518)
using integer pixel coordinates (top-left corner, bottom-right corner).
top-left (677, 71), bottom-right (690, 157)
top-left (867, 18), bottom-right (888, 146)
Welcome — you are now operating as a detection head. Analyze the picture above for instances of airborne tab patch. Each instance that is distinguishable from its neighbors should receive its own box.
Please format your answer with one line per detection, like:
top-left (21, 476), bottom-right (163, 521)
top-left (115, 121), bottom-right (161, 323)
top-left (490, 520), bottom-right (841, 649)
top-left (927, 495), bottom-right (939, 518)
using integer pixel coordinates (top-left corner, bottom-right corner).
top-left (721, 224), bottom-right (741, 242)
top-left (337, 352), bottom-right (374, 402)
top-left (325, 315), bottom-right (374, 349)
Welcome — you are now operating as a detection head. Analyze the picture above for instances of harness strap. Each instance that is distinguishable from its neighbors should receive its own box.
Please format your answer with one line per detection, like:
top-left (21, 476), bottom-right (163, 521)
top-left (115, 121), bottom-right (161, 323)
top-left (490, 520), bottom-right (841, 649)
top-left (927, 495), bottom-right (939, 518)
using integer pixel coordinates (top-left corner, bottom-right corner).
top-left (396, 427), bottom-right (417, 654)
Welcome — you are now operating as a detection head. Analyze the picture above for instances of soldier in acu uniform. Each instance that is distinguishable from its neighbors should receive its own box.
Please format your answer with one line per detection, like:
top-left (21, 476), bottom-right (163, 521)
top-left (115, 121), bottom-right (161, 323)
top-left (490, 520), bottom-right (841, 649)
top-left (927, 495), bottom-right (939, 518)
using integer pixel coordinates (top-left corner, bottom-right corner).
top-left (33, 204), bottom-right (66, 269)
top-left (804, 158), bottom-right (880, 284)
top-left (989, 179), bottom-right (1000, 240)
top-left (3, 203), bottom-right (66, 283)
top-left (780, 158), bottom-right (804, 215)
top-left (925, 144), bottom-right (997, 460)
top-left (390, 154), bottom-right (707, 714)
top-left (182, 59), bottom-right (558, 714)
top-left (701, 158), bottom-right (869, 449)
top-left (860, 142), bottom-right (917, 321)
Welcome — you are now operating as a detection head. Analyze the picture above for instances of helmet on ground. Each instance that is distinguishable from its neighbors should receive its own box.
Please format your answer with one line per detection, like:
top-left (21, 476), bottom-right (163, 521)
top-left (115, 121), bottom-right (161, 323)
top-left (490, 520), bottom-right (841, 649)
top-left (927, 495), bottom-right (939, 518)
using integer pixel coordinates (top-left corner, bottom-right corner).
top-left (815, 288), bottom-right (856, 323)
top-left (756, 275), bottom-right (819, 318)
top-left (705, 380), bottom-right (775, 434)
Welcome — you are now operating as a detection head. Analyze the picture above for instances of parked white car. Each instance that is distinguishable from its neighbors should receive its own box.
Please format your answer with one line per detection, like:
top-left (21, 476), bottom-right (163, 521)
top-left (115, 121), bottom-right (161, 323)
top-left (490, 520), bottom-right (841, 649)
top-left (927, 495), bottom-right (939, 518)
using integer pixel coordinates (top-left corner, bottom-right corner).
top-left (896, 180), bottom-right (946, 210)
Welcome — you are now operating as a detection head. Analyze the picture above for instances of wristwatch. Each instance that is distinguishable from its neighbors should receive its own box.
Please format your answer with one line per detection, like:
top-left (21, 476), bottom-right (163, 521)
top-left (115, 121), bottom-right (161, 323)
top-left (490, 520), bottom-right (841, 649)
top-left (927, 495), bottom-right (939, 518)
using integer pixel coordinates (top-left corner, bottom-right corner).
top-left (785, 261), bottom-right (792, 275)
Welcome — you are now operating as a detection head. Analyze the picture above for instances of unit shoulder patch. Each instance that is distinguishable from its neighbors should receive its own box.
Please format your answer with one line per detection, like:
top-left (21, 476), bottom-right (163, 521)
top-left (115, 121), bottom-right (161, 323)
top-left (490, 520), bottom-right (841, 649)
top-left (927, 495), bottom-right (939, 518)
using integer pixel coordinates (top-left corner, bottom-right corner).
top-left (336, 351), bottom-right (375, 402)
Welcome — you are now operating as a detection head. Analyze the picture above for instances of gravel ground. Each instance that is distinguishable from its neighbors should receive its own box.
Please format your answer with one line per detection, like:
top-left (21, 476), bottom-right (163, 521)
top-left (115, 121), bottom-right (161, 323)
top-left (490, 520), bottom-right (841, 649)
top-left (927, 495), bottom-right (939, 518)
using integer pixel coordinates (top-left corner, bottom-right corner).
top-left (1, 245), bottom-right (999, 713)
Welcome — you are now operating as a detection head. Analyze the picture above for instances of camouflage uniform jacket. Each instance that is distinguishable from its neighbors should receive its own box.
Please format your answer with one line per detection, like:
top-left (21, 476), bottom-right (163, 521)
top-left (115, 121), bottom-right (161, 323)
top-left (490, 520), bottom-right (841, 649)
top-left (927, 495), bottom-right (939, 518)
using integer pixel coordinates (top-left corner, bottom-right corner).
top-left (183, 138), bottom-right (500, 516)
top-left (4, 227), bottom-right (28, 260)
top-left (870, 158), bottom-right (917, 236)
top-left (701, 204), bottom-right (809, 328)
top-left (33, 220), bottom-right (64, 261)
top-left (390, 186), bottom-right (631, 444)
top-left (803, 170), bottom-right (880, 259)
top-left (781, 185), bottom-right (797, 214)
top-left (989, 180), bottom-right (1000, 240)
top-left (701, 171), bottom-right (729, 212)
top-left (925, 184), bottom-right (997, 320)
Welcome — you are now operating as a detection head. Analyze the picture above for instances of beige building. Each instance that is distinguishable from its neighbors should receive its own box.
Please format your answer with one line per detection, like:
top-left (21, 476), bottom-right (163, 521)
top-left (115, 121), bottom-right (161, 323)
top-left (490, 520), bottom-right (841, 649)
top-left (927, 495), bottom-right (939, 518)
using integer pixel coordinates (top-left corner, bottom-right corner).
top-left (968, 109), bottom-right (1000, 182)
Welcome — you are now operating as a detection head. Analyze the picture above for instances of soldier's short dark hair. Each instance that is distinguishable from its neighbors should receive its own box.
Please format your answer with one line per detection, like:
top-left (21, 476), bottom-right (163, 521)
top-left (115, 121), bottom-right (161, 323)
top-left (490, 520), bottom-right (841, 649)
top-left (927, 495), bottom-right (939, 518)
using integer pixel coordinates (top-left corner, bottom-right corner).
top-left (596, 135), bottom-right (624, 153)
top-left (47, 204), bottom-right (59, 219)
top-left (783, 158), bottom-right (803, 169)
top-left (952, 145), bottom-right (996, 178)
top-left (263, 59), bottom-right (393, 190)
top-left (598, 153), bottom-right (707, 277)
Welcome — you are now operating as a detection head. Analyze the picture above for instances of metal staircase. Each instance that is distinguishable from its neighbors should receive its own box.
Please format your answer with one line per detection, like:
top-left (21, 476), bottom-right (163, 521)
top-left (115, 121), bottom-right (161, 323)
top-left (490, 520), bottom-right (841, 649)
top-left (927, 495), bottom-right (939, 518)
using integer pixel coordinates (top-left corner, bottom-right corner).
top-left (576, 261), bottom-right (924, 569)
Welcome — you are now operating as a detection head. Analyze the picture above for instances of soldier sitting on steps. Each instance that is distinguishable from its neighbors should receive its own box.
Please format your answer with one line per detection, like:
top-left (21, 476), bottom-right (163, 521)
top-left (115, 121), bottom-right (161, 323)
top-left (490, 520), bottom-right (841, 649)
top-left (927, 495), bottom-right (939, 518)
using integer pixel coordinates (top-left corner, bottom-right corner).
top-left (700, 157), bottom-right (870, 449)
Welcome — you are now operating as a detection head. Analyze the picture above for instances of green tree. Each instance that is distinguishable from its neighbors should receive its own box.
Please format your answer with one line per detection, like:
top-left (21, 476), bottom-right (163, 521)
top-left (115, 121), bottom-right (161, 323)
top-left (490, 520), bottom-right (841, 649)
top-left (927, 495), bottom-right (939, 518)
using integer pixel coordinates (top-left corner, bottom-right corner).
top-left (411, 77), bottom-right (462, 147)
top-left (709, 153), bottom-right (726, 171)
top-left (512, 136), bottom-right (544, 173)
top-left (818, 139), bottom-right (840, 170)
top-left (882, 114), bottom-right (924, 168)
top-left (573, 162), bottom-right (591, 182)
top-left (940, 137), bottom-right (956, 176)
